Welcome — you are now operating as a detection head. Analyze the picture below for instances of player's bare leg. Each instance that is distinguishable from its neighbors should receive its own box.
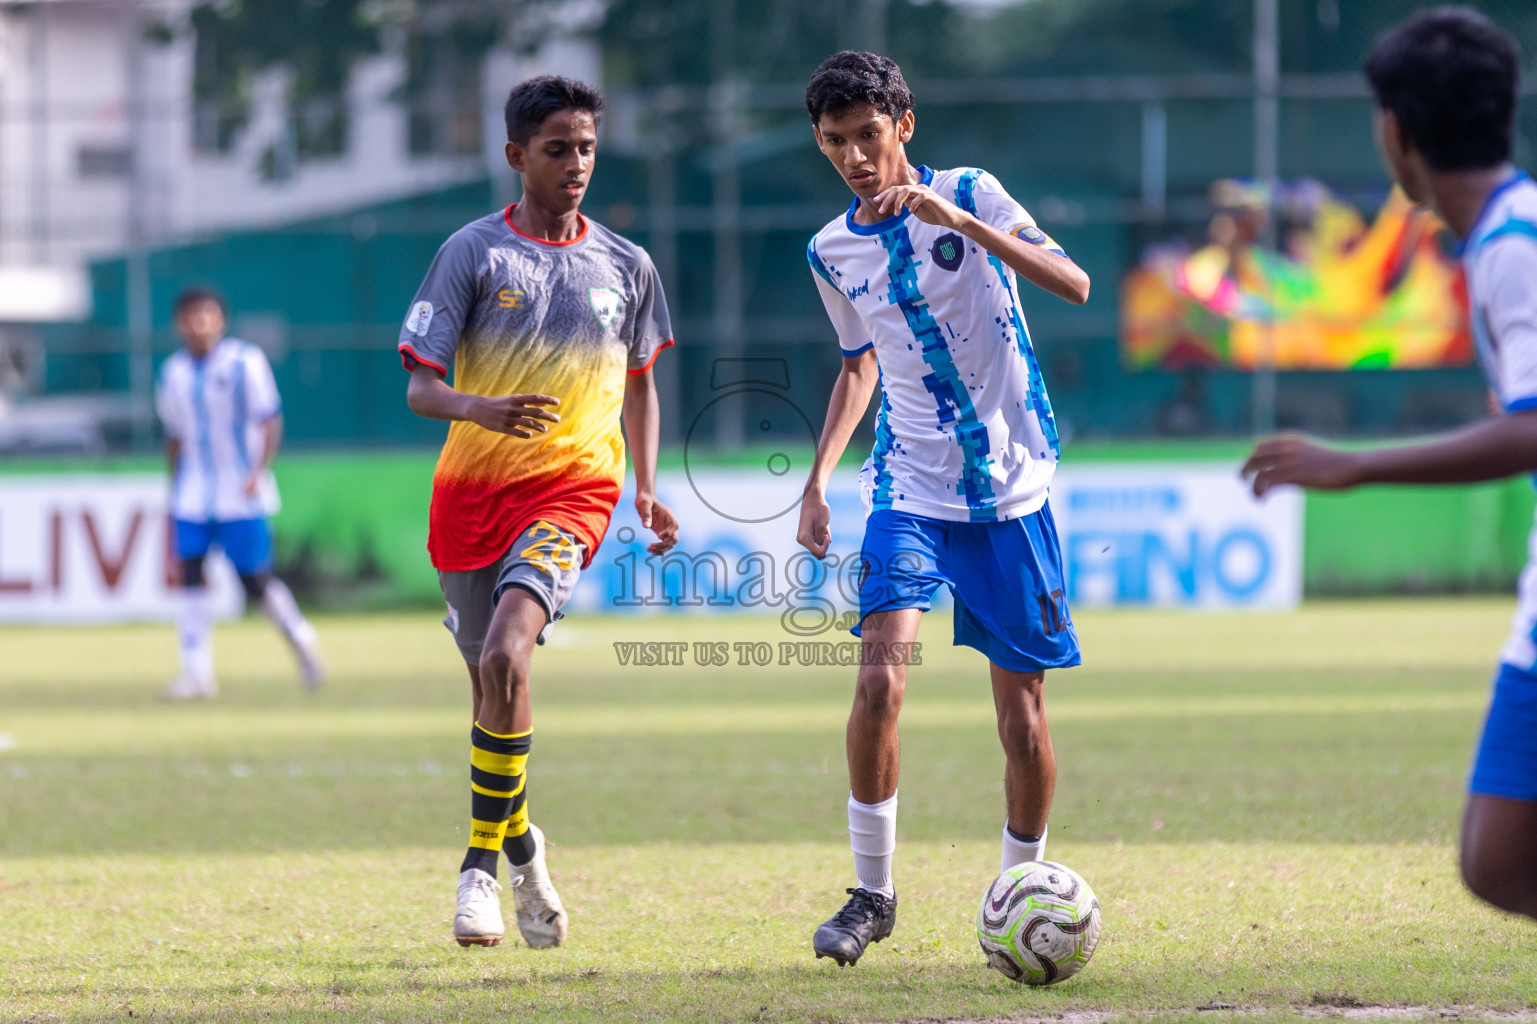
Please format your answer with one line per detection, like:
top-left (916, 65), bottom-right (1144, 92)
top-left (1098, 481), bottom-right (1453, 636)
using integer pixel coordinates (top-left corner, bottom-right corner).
top-left (814, 607), bottom-right (922, 966)
top-left (847, 607), bottom-right (922, 804)
top-left (475, 588), bottom-right (542, 736)
top-left (1460, 794), bottom-right (1537, 921)
top-left (992, 664), bottom-right (1056, 871)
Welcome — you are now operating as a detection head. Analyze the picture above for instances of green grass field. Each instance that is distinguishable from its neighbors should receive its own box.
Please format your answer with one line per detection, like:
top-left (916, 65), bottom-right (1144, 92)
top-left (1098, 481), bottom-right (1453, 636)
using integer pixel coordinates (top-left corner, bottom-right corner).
top-left (3, 601), bottom-right (1536, 1022)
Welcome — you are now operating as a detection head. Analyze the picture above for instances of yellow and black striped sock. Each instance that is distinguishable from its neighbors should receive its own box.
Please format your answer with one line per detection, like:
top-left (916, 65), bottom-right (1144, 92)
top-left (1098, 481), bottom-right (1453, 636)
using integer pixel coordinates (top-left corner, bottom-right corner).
top-left (460, 722), bottom-right (530, 877)
top-left (501, 750), bottom-right (536, 867)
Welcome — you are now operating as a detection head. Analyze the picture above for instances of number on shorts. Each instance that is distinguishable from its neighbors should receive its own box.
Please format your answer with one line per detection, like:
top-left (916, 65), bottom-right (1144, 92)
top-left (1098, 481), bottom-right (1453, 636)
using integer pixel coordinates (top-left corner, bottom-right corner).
top-left (1036, 588), bottom-right (1066, 636)
top-left (518, 521), bottom-right (578, 575)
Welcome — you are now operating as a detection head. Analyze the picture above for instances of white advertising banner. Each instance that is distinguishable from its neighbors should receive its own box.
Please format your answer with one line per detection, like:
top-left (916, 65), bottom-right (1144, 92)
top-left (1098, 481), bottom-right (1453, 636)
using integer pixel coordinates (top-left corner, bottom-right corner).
top-left (573, 463), bottom-right (1302, 616)
top-left (0, 475), bottom-right (242, 623)
top-left (0, 463), bottom-right (1299, 623)
top-left (1047, 465), bottom-right (1303, 610)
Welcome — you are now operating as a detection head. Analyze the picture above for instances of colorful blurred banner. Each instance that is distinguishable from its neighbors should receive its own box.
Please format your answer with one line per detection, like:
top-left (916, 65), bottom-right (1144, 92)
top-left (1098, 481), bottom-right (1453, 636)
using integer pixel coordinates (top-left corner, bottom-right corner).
top-left (1122, 181), bottom-right (1471, 371)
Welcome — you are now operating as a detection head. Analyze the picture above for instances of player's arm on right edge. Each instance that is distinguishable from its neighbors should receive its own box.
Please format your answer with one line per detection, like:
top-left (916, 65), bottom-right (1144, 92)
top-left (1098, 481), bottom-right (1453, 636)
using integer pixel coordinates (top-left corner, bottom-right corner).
top-left (1245, 236), bottom-right (1537, 495)
top-left (399, 229), bottom-right (559, 437)
top-left (1243, 412), bottom-right (1537, 496)
top-left (798, 267), bottom-right (879, 558)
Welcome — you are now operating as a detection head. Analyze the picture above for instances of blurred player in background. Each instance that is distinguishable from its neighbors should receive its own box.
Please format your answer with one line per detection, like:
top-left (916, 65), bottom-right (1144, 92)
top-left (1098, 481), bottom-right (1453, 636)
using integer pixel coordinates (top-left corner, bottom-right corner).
top-left (795, 51), bottom-right (1091, 966)
top-left (156, 287), bottom-right (325, 700)
top-left (399, 76), bottom-right (678, 950)
top-left (1243, 8), bottom-right (1537, 922)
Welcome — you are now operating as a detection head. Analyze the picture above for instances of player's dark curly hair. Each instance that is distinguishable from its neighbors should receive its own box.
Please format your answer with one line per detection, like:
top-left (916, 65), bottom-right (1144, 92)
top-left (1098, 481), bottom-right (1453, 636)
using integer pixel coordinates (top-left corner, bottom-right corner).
top-left (504, 75), bottom-right (604, 146)
top-left (805, 51), bottom-right (913, 124)
top-left (1365, 6), bottom-right (1519, 172)
top-left (173, 286), bottom-right (227, 317)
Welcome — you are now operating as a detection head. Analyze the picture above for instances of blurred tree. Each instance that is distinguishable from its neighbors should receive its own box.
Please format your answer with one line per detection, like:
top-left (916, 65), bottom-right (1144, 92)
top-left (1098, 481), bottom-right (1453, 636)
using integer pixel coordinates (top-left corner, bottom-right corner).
top-left (597, 0), bottom-right (971, 89)
top-left (189, 0), bottom-right (559, 166)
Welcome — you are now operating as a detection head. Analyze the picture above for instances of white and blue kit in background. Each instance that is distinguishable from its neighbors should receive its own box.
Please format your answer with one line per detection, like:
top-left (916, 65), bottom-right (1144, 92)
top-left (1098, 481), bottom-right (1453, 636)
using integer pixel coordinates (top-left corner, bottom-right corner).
top-left (154, 336), bottom-right (319, 695)
top-left (1461, 171), bottom-right (1537, 799)
top-left (156, 336), bottom-right (283, 569)
top-left (807, 165), bottom-right (1079, 672)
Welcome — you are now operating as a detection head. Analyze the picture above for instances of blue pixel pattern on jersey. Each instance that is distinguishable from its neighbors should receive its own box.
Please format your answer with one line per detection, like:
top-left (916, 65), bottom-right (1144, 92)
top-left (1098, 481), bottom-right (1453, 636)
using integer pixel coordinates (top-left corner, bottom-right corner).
top-left (954, 168), bottom-right (1061, 456)
top-left (877, 221), bottom-right (998, 519)
top-left (869, 368), bottom-right (897, 510)
top-left (807, 239), bottom-right (836, 289)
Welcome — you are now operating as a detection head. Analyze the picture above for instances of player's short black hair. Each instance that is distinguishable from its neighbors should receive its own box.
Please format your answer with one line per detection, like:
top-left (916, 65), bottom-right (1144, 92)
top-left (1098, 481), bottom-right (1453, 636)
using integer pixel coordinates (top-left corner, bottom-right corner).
top-left (805, 51), bottom-right (913, 125)
top-left (173, 286), bottom-right (226, 318)
top-left (1365, 6), bottom-right (1520, 172)
top-left (504, 75), bottom-right (604, 146)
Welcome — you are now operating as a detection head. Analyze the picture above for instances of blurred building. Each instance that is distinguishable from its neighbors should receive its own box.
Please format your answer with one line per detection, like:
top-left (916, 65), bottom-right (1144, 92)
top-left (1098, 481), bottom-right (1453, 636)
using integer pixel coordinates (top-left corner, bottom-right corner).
top-left (0, 0), bottom-right (597, 449)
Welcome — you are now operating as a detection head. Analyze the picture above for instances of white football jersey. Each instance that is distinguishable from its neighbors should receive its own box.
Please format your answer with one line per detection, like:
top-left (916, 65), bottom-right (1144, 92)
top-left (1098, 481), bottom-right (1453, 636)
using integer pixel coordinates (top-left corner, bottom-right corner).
top-left (1459, 172), bottom-right (1537, 670)
top-left (807, 165), bottom-right (1067, 523)
top-left (155, 338), bottom-right (282, 523)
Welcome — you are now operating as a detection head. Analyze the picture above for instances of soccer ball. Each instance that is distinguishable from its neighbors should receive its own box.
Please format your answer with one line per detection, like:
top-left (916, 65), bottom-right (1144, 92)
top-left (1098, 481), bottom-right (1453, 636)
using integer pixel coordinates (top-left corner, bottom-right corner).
top-left (976, 860), bottom-right (1102, 985)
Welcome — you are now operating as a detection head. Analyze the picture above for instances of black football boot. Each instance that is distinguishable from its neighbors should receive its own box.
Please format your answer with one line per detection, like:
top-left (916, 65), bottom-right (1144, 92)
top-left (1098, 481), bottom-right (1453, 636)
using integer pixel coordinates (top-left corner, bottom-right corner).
top-left (812, 887), bottom-right (898, 966)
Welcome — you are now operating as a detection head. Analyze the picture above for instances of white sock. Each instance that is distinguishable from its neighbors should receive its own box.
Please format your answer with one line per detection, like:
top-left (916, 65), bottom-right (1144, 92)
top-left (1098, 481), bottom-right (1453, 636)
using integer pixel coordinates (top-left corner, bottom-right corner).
top-left (260, 577), bottom-right (312, 646)
top-left (176, 587), bottom-right (214, 681)
top-left (1001, 821), bottom-right (1048, 874)
top-left (848, 791), bottom-right (897, 898)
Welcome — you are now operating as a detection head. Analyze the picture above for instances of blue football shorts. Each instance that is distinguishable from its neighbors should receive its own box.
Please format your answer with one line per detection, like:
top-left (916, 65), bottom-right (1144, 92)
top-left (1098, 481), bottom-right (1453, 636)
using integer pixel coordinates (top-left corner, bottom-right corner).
top-left (1469, 662), bottom-right (1537, 801)
top-left (853, 504), bottom-right (1082, 673)
top-left (174, 518), bottom-right (274, 577)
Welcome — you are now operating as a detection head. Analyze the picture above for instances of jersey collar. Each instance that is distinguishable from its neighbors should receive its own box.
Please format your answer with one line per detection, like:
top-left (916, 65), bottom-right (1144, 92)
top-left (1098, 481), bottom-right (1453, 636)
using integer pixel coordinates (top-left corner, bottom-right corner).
top-left (1459, 169), bottom-right (1531, 255)
top-left (844, 165), bottom-right (935, 236)
top-left (504, 204), bottom-right (589, 247)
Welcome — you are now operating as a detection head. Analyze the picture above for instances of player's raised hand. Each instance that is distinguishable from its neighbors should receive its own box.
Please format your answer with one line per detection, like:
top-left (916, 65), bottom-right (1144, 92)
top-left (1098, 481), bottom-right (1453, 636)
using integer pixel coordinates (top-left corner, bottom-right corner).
top-left (1242, 435), bottom-right (1363, 497)
top-left (636, 495), bottom-right (679, 555)
top-left (797, 491), bottom-right (833, 558)
top-left (469, 393), bottom-right (561, 438)
top-left (873, 183), bottom-right (967, 230)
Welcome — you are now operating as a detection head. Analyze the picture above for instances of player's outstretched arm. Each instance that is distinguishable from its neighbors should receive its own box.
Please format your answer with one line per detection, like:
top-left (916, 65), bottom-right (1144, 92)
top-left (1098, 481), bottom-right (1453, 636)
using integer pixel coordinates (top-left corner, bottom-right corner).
top-left (622, 368), bottom-right (678, 556)
top-left (1243, 410), bottom-right (1537, 497)
top-left (872, 183), bottom-right (1090, 305)
top-left (404, 364), bottom-right (561, 438)
top-left (798, 349), bottom-right (880, 558)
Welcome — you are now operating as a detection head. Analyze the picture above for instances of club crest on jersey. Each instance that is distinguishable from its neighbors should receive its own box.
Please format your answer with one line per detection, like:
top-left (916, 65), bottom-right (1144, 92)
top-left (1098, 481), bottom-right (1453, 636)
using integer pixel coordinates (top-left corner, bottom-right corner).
top-left (589, 287), bottom-right (622, 327)
top-left (405, 300), bottom-right (433, 337)
top-left (931, 232), bottom-right (964, 272)
top-left (1015, 224), bottom-right (1051, 246)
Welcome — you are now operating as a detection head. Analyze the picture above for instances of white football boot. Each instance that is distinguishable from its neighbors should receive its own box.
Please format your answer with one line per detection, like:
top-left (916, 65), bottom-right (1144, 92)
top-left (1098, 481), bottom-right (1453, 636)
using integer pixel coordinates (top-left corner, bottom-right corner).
top-left (160, 674), bottom-right (218, 701)
top-left (454, 868), bottom-right (505, 947)
top-left (508, 824), bottom-right (568, 948)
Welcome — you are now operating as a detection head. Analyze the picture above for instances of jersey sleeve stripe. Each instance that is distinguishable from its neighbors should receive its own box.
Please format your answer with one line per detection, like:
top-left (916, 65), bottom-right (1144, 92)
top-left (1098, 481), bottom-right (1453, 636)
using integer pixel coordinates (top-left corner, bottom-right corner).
top-left (398, 342), bottom-right (448, 376)
top-left (1506, 395), bottom-right (1537, 412)
top-left (807, 240), bottom-right (836, 287)
top-left (627, 338), bottom-right (675, 375)
top-left (840, 341), bottom-right (874, 357)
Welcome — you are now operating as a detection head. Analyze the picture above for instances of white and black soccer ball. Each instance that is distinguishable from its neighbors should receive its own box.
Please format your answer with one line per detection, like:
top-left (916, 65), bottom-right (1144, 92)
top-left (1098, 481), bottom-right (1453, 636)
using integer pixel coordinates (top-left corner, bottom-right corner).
top-left (976, 860), bottom-right (1102, 986)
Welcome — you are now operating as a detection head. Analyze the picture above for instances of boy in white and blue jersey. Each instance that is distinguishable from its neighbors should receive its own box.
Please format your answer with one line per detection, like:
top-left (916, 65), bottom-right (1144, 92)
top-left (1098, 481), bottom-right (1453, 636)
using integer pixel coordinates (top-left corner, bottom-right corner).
top-left (155, 287), bottom-right (324, 700)
top-left (1245, 8), bottom-right (1537, 923)
top-left (794, 51), bottom-right (1092, 966)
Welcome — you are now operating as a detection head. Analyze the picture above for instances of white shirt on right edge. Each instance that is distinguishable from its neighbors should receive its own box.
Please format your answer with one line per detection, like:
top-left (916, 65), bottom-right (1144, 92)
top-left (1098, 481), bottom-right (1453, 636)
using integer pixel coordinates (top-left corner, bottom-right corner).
top-left (1460, 172), bottom-right (1537, 670)
top-left (807, 165), bottom-right (1068, 524)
